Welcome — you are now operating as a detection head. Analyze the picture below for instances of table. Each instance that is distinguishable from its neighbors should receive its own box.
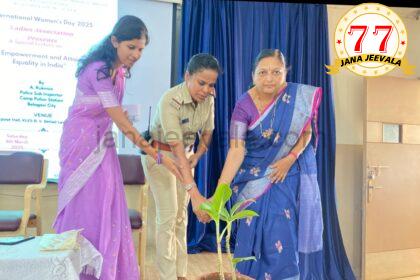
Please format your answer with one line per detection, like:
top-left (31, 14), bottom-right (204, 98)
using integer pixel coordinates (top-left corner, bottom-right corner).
top-left (0, 236), bottom-right (102, 280)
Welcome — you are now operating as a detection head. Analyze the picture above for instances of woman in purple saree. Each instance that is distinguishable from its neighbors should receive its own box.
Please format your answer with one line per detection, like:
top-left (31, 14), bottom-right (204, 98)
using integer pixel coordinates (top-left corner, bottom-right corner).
top-left (53, 16), bottom-right (182, 280)
top-left (217, 49), bottom-right (323, 280)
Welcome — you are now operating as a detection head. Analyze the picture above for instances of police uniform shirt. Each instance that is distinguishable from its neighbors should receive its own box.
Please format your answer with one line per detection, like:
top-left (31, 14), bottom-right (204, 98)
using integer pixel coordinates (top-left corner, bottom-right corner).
top-left (150, 82), bottom-right (215, 147)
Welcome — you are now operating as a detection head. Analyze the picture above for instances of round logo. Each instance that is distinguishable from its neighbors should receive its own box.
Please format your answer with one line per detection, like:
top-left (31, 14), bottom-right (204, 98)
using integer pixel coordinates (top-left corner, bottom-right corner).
top-left (328, 3), bottom-right (413, 77)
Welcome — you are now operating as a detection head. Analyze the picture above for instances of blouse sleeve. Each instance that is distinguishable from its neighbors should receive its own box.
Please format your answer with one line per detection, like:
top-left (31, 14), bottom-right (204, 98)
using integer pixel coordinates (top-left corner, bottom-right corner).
top-left (229, 101), bottom-right (249, 140)
top-left (88, 62), bottom-right (119, 108)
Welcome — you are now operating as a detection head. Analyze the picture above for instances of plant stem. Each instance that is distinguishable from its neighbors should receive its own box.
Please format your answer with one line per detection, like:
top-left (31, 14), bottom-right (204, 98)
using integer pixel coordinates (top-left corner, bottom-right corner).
top-left (216, 220), bottom-right (225, 280)
top-left (225, 223), bottom-right (236, 280)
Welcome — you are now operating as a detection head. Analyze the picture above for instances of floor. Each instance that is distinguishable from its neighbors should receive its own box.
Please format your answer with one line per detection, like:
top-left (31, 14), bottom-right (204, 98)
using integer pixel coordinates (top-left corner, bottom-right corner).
top-left (143, 249), bottom-right (231, 279)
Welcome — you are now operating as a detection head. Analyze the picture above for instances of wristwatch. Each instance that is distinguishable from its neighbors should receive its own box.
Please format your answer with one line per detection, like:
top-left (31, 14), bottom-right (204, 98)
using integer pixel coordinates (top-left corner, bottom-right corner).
top-left (183, 182), bottom-right (196, 191)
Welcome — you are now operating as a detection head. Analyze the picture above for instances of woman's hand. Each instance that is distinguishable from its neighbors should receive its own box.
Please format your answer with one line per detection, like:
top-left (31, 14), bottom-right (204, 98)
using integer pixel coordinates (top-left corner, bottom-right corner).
top-left (268, 155), bottom-right (295, 183)
top-left (188, 154), bottom-right (199, 169)
top-left (191, 194), bottom-right (211, 223)
top-left (161, 155), bottom-right (184, 182)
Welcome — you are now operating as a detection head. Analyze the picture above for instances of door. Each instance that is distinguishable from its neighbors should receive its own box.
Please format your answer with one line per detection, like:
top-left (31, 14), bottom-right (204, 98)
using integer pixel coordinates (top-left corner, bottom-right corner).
top-left (363, 76), bottom-right (420, 279)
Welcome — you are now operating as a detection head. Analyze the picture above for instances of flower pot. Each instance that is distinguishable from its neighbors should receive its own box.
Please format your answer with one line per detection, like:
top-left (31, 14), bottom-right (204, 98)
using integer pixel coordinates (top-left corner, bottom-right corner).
top-left (198, 272), bottom-right (254, 280)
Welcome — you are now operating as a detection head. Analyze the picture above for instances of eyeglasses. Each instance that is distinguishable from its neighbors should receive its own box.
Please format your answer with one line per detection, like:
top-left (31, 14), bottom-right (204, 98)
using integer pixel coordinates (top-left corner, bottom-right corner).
top-left (255, 69), bottom-right (285, 78)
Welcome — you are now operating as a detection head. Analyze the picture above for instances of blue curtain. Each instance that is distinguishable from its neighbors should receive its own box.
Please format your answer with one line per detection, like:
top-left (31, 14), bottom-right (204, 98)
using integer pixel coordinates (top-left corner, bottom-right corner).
top-left (178, 1), bottom-right (355, 279)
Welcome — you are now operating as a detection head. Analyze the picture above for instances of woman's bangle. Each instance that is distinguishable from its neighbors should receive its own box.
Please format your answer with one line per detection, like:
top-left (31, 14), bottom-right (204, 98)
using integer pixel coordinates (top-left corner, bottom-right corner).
top-left (289, 151), bottom-right (298, 160)
top-left (183, 182), bottom-right (196, 191)
top-left (155, 151), bottom-right (162, 164)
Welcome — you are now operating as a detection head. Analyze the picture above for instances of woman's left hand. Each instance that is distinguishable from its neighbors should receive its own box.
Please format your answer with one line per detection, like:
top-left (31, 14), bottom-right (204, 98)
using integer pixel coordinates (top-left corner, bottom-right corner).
top-left (268, 155), bottom-right (295, 183)
top-left (161, 155), bottom-right (184, 182)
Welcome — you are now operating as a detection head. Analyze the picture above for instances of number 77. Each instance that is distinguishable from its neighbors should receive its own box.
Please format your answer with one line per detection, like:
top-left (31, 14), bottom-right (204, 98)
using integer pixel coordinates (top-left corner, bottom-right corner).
top-left (348, 25), bottom-right (393, 53)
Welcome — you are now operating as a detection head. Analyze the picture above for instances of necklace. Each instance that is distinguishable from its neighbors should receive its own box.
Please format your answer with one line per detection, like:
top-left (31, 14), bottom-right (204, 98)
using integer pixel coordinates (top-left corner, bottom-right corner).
top-left (253, 85), bottom-right (287, 140)
top-left (252, 91), bottom-right (276, 138)
top-left (254, 83), bottom-right (287, 114)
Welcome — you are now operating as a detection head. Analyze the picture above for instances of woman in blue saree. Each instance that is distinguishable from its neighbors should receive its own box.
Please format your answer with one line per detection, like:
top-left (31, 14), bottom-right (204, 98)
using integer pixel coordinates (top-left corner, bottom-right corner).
top-left (217, 49), bottom-right (323, 280)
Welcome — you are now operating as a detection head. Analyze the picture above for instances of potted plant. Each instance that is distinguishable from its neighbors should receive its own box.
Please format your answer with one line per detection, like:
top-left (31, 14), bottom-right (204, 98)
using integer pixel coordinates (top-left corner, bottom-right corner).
top-left (198, 183), bottom-right (258, 280)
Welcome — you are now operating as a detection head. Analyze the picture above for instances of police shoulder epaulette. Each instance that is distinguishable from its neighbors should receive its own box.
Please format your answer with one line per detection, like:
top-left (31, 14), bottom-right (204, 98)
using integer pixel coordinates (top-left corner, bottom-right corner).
top-left (169, 97), bottom-right (182, 110)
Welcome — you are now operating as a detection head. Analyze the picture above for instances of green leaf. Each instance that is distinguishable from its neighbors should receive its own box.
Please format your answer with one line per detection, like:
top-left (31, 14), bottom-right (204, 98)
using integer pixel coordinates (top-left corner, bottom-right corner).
top-left (219, 207), bottom-right (230, 222)
top-left (199, 201), bottom-right (214, 212)
top-left (212, 183), bottom-right (232, 215)
top-left (232, 256), bottom-right (256, 266)
top-left (199, 202), bottom-right (219, 221)
top-left (230, 199), bottom-right (256, 216)
top-left (231, 209), bottom-right (259, 221)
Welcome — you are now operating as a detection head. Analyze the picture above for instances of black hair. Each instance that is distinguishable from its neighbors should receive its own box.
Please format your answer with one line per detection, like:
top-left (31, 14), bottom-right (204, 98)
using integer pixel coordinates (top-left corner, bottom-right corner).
top-left (75, 15), bottom-right (149, 79)
top-left (186, 53), bottom-right (222, 75)
top-left (252, 49), bottom-right (286, 73)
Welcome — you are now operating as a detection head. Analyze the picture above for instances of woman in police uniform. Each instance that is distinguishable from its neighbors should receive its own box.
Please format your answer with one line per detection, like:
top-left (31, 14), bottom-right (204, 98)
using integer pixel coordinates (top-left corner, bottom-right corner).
top-left (141, 53), bottom-right (220, 280)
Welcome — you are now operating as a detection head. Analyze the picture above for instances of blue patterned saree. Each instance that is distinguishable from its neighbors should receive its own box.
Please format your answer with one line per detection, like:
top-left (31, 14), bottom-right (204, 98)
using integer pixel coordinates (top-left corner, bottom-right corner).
top-left (230, 83), bottom-right (323, 280)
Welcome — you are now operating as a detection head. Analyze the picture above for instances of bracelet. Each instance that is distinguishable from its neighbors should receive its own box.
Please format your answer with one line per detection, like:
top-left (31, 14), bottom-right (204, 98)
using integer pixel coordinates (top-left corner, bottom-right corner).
top-left (183, 182), bottom-right (196, 191)
top-left (155, 151), bottom-right (162, 164)
top-left (289, 151), bottom-right (298, 160)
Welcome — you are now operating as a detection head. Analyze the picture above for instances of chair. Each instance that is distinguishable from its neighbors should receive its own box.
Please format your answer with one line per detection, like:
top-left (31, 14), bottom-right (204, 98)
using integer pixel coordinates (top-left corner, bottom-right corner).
top-left (118, 154), bottom-right (149, 278)
top-left (0, 151), bottom-right (48, 237)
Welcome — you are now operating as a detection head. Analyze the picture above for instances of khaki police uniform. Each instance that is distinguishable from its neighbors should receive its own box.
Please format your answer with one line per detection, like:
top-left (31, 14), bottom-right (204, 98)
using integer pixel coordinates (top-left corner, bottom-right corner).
top-left (140, 82), bottom-right (214, 280)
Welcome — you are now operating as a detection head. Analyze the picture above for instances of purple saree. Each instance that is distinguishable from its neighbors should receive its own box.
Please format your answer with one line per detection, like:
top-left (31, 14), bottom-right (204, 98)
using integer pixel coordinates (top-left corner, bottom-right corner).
top-left (230, 83), bottom-right (323, 280)
top-left (53, 61), bottom-right (139, 280)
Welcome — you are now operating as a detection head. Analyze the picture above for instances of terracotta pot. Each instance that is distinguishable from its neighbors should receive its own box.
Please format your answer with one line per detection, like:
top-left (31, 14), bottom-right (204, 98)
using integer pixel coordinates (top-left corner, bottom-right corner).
top-left (197, 272), bottom-right (254, 280)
